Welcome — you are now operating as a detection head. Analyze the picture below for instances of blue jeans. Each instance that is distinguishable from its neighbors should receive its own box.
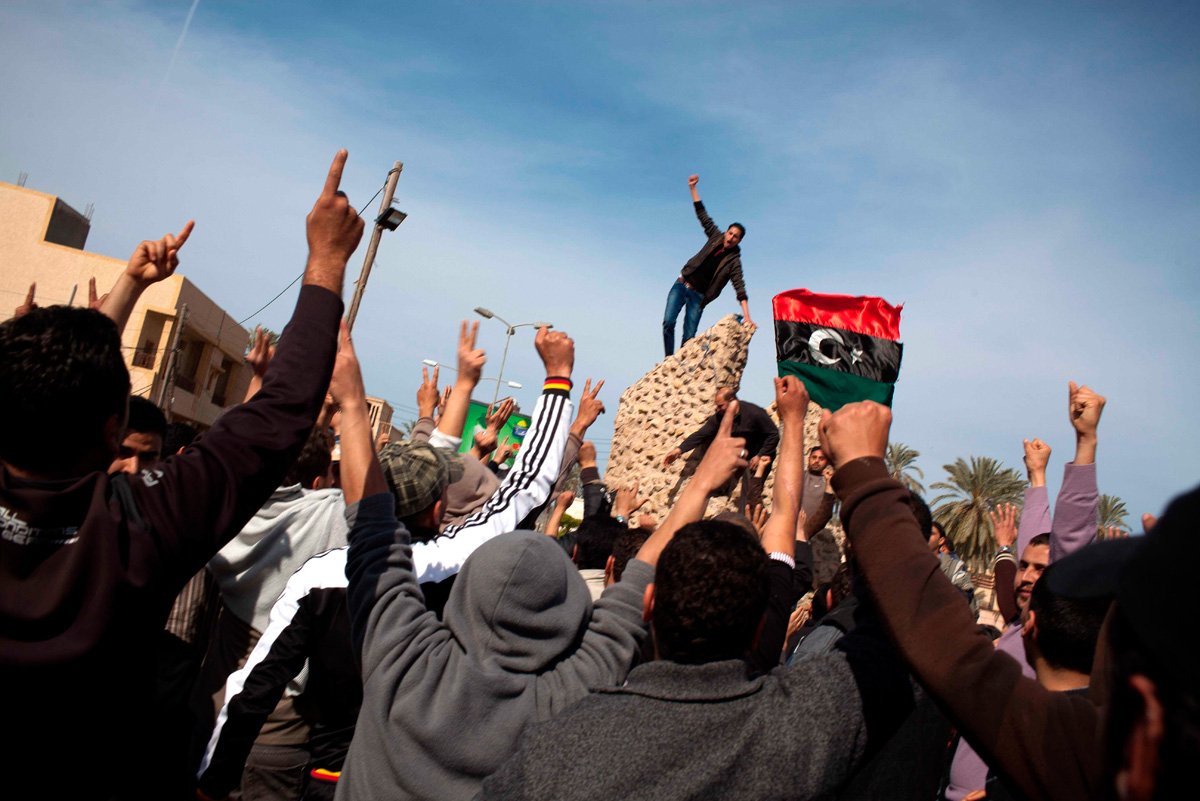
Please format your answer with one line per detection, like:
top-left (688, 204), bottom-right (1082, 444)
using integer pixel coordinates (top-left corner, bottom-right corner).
top-left (663, 278), bottom-right (704, 357)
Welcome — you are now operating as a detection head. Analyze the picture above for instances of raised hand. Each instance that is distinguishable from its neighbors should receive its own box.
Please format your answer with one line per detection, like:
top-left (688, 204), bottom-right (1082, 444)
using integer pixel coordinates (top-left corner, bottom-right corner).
top-left (578, 440), bottom-right (598, 468)
top-left (613, 481), bottom-right (649, 520)
top-left (87, 277), bottom-right (109, 311)
top-left (747, 503), bottom-right (768, 537)
top-left (305, 150), bottom-right (364, 293)
top-left (472, 427), bottom-right (499, 458)
top-left (990, 503), bottom-right (1019, 549)
top-left (1068, 382), bottom-right (1105, 465)
top-left (1104, 526), bottom-right (1129, 540)
top-left (1022, 438), bottom-right (1051, 487)
top-left (687, 174), bottom-right (699, 188)
top-left (817, 401), bottom-right (892, 471)
top-left (572, 378), bottom-right (605, 434)
top-left (555, 490), bottom-right (575, 510)
top-left (1142, 513), bottom-right (1157, 534)
top-left (14, 283), bottom-right (36, 319)
top-left (486, 397), bottom-right (515, 431)
top-left (457, 321), bottom-right (486, 385)
top-left (417, 365), bottom-right (440, 418)
top-left (246, 326), bottom-right (275, 377)
top-left (125, 220), bottom-right (194, 287)
top-left (535, 327), bottom-right (574, 378)
top-left (691, 401), bottom-right (749, 494)
top-left (327, 322), bottom-right (365, 407)
top-left (493, 435), bottom-right (514, 465)
top-left (435, 385), bottom-right (451, 423)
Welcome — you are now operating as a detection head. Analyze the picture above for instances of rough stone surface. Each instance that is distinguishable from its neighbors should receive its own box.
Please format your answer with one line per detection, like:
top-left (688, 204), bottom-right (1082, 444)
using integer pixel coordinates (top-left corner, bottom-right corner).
top-left (603, 314), bottom-right (846, 580)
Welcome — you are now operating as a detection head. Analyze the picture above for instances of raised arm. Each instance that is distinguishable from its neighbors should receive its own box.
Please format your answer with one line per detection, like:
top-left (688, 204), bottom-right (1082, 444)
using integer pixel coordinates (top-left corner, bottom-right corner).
top-left (671, 412), bottom-right (721, 462)
top-left (749, 377), bottom-right (808, 672)
top-left (636, 401), bottom-right (747, 568)
top-left (991, 502), bottom-right (1020, 623)
top-left (1050, 382), bottom-right (1103, 562)
top-left (129, 151), bottom-right (362, 580)
top-left (436, 321), bottom-right (486, 440)
top-left (1017, 438), bottom-right (1052, 554)
top-left (99, 220), bottom-right (194, 334)
top-left (578, 441), bottom-right (612, 518)
top-left (820, 401), bottom-right (1102, 801)
top-left (410, 328), bottom-right (575, 585)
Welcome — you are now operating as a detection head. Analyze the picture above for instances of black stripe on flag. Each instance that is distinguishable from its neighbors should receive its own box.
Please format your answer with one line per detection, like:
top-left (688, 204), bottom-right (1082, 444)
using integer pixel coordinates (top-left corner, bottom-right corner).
top-left (774, 320), bottom-right (903, 383)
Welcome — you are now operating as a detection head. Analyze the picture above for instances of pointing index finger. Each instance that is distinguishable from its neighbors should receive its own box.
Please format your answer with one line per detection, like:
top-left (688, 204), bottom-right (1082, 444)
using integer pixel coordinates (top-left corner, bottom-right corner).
top-left (718, 400), bottom-right (739, 438)
top-left (323, 150), bottom-right (348, 197)
top-left (174, 220), bottom-right (195, 250)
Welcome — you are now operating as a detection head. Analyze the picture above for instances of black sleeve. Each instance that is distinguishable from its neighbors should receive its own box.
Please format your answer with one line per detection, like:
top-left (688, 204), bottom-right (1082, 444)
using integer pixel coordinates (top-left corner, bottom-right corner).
top-left (196, 592), bottom-right (315, 798)
top-left (581, 466), bottom-right (611, 518)
top-left (755, 408), bottom-right (780, 460)
top-left (695, 200), bottom-right (720, 238)
top-left (679, 413), bottom-right (720, 454)
top-left (131, 286), bottom-right (342, 583)
top-left (793, 540), bottom-right (814, 598)
top-left (748, 559), bottom-right (797, 675)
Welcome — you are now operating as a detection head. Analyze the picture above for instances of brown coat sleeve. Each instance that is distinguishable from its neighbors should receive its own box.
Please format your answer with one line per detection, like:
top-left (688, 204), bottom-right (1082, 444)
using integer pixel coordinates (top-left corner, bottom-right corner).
top-left (833, 457), bottom-right (1103, 801)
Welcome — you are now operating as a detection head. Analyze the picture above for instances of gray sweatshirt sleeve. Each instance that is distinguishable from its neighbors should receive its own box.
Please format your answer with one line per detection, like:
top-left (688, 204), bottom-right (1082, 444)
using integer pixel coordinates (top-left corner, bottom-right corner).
top-left (344, 493), bottom-right (446, 682)
top-left (545, 558), bottom-right (654, 714)
top-left (1017, 485), bottom-right (1051, 555)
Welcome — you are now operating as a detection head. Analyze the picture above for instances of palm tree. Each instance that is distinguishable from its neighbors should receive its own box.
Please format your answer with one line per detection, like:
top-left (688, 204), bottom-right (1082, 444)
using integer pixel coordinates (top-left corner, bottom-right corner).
top-left (931, 457), bottom-right (1027, 572)
top-left (1098, 494), bottom-right (1129, 538)
top-left (885, 442), bottom-right (926, 496)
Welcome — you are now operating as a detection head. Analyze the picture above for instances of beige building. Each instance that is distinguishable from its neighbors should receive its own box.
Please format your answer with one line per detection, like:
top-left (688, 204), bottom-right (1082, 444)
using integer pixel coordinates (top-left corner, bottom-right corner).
top-left (0, 181), bottom-right (252, 429)
top-left (365, 396), bottom-right (394, 444)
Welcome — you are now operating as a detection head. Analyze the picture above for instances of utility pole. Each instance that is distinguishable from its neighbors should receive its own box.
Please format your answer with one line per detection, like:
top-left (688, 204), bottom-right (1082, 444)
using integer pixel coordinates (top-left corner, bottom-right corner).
top-left (345, 161), bottom-right (403, 331)
top-left (155, 303), bottom-right (188, 416)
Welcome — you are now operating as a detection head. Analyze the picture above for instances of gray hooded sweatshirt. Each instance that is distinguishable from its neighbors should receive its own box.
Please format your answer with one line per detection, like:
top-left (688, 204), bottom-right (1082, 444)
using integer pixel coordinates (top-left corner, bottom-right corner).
top-left (339, 493), bottom-right (653, 801)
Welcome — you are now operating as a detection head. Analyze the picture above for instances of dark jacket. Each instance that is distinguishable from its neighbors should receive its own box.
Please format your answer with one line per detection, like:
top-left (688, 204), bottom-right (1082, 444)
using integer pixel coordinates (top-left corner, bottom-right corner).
top-left (679, 400), bottom-right (779, 461)
top-left (480, 623), bottom-right (912, 800)
top-left (197, 548), bottom-right (360, 799)
top-left (834, 458), bottom-right (1104, 801)
top-left (681, 201), bottom-right (747, 309)
top-left (0, 286), bottom-right (342, 800)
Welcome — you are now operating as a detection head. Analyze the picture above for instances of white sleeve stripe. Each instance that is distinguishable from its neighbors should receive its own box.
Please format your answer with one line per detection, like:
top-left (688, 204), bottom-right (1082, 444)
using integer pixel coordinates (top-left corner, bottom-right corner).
top-left (411, 392), bottom-right (571, 584)
top-left (196, 548), bottom-right (347, 778)
top-left (443, 392), bottom-right (563, 533)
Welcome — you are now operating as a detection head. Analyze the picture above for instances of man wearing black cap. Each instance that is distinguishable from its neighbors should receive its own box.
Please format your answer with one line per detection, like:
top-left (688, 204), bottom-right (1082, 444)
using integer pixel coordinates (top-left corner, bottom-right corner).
top-left (817, 396), bottom-right (1198, 801)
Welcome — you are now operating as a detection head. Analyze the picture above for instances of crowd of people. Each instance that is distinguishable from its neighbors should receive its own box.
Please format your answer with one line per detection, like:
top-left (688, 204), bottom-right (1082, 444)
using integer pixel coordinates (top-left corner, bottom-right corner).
top-left (0, 150), bottom-right (1194, 801)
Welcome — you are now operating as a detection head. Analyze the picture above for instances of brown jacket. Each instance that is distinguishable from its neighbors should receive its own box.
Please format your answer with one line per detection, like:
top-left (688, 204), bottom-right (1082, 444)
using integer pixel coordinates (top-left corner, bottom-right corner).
top-left (681, 201), bottom-right (747, 308)
top-left (833, 457), bottom-right (1103, 801)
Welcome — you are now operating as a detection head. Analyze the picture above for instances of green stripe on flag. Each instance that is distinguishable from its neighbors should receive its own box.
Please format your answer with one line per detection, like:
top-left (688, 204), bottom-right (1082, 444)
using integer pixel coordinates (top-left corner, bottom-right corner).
top-left (778, 360), bottom-right (895, 412)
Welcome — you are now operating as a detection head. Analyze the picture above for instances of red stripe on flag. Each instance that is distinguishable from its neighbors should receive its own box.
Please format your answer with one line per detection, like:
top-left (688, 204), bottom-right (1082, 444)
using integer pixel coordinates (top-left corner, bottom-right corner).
top-left (772, 289), bottom-right (903, 341)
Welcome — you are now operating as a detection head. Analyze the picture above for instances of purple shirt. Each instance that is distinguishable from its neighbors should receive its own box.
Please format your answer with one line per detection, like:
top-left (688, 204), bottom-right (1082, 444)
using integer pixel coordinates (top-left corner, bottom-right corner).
top-left (945, 462), bottom-right (1098, 800)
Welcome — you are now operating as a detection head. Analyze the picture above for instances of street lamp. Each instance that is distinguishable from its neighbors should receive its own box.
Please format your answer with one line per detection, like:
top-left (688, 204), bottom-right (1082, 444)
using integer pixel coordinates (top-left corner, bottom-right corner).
top-left (421, 359), bottom-right (523, 392)
top-left (473, 308), bottom-right (552, 407)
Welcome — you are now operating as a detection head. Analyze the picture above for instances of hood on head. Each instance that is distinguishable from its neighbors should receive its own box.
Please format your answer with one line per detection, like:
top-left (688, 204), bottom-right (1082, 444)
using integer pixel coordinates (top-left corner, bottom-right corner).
top-left (443, 530), bottom-right (592, 674)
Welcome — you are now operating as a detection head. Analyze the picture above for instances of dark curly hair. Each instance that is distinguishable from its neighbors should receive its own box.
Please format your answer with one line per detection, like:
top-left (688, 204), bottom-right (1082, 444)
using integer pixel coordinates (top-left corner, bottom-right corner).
top-left (0, 306), bottom-right (129, 474)
top-left (572, 515), bottom-right (625, 570)
top-left (653, 520), bottom-right (769, 664)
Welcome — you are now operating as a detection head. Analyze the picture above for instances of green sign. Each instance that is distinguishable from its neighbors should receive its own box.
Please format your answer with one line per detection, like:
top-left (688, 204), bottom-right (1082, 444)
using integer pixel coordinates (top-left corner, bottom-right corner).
top-left (459, 400), bottom-right (531, 466)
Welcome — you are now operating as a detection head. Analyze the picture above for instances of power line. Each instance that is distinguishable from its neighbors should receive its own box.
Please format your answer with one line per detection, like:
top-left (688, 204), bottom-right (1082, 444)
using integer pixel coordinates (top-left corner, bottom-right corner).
top-left (236, 179), bottom-right (389, 326)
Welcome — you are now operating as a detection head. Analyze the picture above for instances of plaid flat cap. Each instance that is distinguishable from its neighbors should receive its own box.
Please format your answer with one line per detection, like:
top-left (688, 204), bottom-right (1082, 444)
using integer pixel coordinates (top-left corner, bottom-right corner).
top-left (378, 441), bottom-right (465, 519)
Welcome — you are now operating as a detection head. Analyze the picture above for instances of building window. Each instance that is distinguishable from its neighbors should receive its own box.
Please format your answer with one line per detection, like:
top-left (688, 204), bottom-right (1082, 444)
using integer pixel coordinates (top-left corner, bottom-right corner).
top-left (175, 337), bottom-right (205, 394)
top-left (132, 339), bottom-right (156, 369)
top-left (210, 358), bottom-right (236, 407)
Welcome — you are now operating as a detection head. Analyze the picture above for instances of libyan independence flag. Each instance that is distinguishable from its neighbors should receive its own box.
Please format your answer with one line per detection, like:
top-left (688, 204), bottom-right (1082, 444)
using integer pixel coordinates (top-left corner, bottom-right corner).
top-left (773, 289), bottom-right (903, 412)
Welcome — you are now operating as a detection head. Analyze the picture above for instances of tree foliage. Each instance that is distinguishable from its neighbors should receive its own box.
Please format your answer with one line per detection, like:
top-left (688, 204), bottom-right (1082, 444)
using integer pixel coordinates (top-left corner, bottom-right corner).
top-left (1098, 493), bottom-right (1129, 538)
top-left (931, 457), bottom-right (1027, 572)
top-left (886, 442), bottom-right (926, 496)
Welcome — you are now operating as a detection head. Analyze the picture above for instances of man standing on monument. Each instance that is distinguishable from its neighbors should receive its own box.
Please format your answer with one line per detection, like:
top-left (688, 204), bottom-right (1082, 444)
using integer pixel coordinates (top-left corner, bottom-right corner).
top-left (664, 387), bottom-right (777, 506)
top-left (662, 174), bottom-right (754, 357)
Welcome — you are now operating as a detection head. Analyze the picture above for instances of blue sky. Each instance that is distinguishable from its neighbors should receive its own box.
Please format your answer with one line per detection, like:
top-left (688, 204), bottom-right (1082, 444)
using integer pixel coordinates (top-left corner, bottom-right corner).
top-left (2, 1), bottom-right (1197, 525)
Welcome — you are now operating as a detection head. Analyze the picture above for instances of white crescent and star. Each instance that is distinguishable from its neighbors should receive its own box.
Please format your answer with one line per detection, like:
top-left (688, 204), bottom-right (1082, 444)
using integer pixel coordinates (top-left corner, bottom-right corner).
top-left (808, 328), bottom-right (844, 365)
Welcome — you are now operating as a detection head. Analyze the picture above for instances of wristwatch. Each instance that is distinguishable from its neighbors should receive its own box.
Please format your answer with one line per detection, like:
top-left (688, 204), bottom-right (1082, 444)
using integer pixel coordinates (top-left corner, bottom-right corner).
top-left (995, 545), bottom-right (1015, 557)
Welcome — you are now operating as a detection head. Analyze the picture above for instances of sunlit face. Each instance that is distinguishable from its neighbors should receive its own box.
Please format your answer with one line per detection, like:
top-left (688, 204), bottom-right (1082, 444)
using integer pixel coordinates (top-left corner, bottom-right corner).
top-left (723, 226), bottom-right (744, 248)
top-left (109, 431), bottom-right (162, 475)
top-left (1015, 542), bottom-right (1050, 614)
top-left (807, 449), bottom-right (828, 473)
